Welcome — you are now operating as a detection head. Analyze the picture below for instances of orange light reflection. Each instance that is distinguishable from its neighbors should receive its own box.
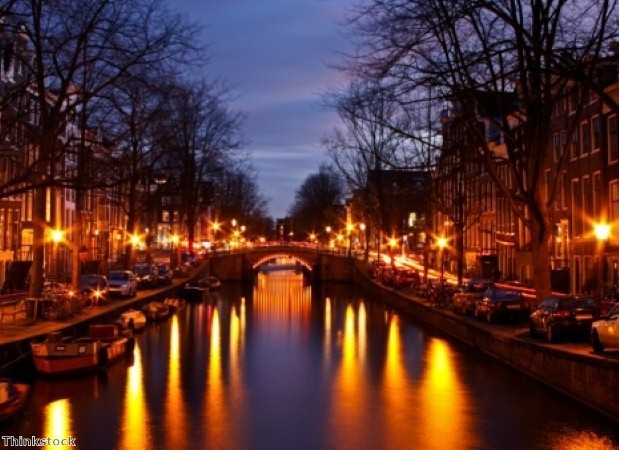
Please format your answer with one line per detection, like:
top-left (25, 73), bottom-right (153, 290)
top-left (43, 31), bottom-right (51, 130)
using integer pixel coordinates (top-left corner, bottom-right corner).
top-left (43, 399), bottom-right (73, 450)
top-left (419, 338), bottom-right (477, 449)
top-left (118, 342), bottom-right (152, 450)
top-left (165, 315), bottom-right (187, 447)
top-left (329, 303), bottom-right (368, 449)
top-left (381, 314), bottom-right (408, 448)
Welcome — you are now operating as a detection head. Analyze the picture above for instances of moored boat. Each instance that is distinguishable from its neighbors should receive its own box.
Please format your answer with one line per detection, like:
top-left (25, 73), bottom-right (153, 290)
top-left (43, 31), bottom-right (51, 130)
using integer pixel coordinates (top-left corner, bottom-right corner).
top-left (0, 379), bottom-right (30, 422)
top-left (179, 280), bottom-right (207, 302)
top-left (88, 324), bottom-right (134, 365)
top-left (207, 276), bottom-right (221, 290)
top-left (30, 332), bottom-right (103, 375)
top-left (142, 301), bottom-right (170, 321)
top-left (163, 297), bottom-right (185, 312)
top-left (119, 308), bottom-right (147, 332)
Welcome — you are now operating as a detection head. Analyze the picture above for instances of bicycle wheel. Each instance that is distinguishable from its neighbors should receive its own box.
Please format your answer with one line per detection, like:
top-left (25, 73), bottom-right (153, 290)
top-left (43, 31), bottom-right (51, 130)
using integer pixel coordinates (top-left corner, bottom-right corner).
top-left (82, 297), bottom-right (94, 310)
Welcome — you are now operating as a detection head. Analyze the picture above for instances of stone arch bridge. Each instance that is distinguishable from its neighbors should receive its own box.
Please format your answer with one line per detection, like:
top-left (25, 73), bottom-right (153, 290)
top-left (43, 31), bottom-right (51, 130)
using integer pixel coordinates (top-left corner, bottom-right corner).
top-left (207, 245), bottom-right (355, 282)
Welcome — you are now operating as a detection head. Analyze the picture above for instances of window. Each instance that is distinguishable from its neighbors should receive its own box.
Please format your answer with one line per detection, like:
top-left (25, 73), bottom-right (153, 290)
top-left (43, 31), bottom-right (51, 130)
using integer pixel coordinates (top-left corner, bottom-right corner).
top-left (571, 128), bottom-right (580, 159)
top-left (611, 181), bottom-right (619, 224)
top-left (593, 172), bottom-right (601, 218)
top-left (571, 179), bottom-right (582, 236)
top-left (553, 133), bottom-right (561, 162)
top-left (591, 116), bottom-right (600, 152)
top-left (569, 88), bottom-right (579, 113)
top-left (580, 121), bottom-right (590, 155)
top-left (582, 176), bottom-right (593, 219)
top-left (610, 115), bottom-right (619, 163)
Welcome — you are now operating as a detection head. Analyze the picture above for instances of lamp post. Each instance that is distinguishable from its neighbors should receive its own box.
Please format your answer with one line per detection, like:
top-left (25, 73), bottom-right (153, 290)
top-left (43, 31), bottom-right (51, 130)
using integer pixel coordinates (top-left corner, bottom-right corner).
top-left (359, 223), bottom-right (366, 251)
top-left (346, 223), bottom-right (354, 257)
top-left (594, 222), bottom-right (611, 296)
top-left (325, 226), bottom-right (332, 250)
top-left (231, 219), bottom-right (238, 249)
top-left (212, 221), bottom-right (220, 241)
top-left (436, 236), bottom-right (448, 281)
top-left (50, 229), bottom-right (64, 283)
top-left (171, 234), bottom-right (179, 269)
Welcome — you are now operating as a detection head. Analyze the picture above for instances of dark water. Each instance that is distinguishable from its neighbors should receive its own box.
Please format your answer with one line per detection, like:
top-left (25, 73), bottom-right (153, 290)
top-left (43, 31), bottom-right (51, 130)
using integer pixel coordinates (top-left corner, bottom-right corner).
top-left (2, 271), bottom-right (617, 449)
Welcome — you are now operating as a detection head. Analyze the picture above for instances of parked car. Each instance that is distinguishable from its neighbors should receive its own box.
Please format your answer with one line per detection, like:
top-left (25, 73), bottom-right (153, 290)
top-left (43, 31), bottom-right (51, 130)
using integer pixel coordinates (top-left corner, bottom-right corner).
top-left (156, 264), bottom-right (173, 285)
top-left (453, 279), bottom-right (495, 315)
top-left (591, 303), bottom-right (619, 353)
top-left (133, 264), bottom-right (157, 289)
top-left (368, 260), bottom-right (386, 279)
top-left (529, 296), bottom-right (600, 342)
top-left (393, 268), bottom-right (420, 288)
top-left (474, 288), bottom-right (530, 323)
top-left (78, 274), bottom-right (110, 304)
top-left (107, 270), bottom-right (138, 297)
top-left (600, 292), bottom-right (619, 315)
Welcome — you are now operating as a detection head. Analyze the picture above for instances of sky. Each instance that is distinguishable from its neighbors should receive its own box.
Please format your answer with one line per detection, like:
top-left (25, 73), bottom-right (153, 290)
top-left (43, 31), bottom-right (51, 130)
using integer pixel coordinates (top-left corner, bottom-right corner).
top-left (172, 0), bottom-right (357, 219)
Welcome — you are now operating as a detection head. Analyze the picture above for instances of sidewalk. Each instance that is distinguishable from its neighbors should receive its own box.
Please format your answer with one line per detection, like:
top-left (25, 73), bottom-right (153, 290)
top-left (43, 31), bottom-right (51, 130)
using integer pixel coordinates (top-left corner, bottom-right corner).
top-left (0, 278), bottom-right (188, 348)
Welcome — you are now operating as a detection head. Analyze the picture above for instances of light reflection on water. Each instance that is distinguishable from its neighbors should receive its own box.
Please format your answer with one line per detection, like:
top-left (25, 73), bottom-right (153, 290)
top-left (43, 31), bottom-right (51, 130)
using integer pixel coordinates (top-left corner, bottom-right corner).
top-left (2, 270), bottom-right (617, 449)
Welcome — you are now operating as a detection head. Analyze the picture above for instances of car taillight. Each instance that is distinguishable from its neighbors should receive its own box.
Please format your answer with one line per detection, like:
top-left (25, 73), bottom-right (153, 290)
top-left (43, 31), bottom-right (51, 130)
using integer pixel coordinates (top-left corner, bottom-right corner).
top-left (553, 310), bottom-right (570, 319)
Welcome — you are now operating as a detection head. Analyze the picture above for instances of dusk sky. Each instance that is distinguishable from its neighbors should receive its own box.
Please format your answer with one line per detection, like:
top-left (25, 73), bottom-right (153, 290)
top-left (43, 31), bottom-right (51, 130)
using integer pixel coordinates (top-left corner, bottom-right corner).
top-left (172, 0), bottom-right (357, 219)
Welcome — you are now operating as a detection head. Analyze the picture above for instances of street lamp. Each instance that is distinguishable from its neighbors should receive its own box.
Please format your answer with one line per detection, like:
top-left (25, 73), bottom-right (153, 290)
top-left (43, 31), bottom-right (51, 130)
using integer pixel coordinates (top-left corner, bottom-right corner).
top-left (212, 221), bottom-right (220, 239)
top-left (594, 222), bottom-right (611, 296)
top-left (436, 236), bottom-right (448, 281)
top-left (359, 223), bottom-right (366, 251)
top-left (231, 219), bottom-right (238, 249)
top-left (50, 228), bottom-right (64, 283)
top-left (171, 234), bottom-right (179, 269)
top-left (325, 226), bottom-right (332, 249)
top-left (346, 223), bottom-right (354, 257)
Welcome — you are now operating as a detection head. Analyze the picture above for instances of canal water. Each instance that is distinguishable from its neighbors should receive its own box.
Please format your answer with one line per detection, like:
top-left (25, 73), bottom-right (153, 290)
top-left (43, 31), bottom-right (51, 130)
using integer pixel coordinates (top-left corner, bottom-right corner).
top-left (1, 270), bottom-right (617, 449)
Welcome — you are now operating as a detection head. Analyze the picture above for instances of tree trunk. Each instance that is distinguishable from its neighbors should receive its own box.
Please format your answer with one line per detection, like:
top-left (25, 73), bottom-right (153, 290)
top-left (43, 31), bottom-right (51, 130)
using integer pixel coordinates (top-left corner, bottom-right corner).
top-left (29, 185), bottom-right (47, 298)
top-left (530, 215), bottom-right (552, 305)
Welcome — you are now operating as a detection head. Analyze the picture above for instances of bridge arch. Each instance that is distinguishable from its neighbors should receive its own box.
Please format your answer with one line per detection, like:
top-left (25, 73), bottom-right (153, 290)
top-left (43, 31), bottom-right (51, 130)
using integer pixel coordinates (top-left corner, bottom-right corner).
top-left (208, 245), bottom-right (354, 282)
top-left (251, 253), bottom-right (314, 271)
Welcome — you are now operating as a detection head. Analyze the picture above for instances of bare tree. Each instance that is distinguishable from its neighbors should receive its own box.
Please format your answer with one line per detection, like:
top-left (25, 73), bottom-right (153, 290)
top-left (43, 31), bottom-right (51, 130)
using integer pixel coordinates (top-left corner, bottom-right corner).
top-left (2, 0), bottom-right (204, 296)
top-left (158, 78), bottom-right (245, 253)
top-left (288, 163), bottom-right (346, 240)
top-left (323, 80), bottom-right (435, 262)
top-left (348, 0), bottom-right (619, 299)
top-left (212, 163), bottom-right (271, 240)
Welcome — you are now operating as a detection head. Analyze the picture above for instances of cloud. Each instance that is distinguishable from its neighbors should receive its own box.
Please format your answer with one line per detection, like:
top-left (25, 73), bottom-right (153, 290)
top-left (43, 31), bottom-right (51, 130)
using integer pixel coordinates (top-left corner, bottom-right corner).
top-left (172, 0), bottom-right (355, 217)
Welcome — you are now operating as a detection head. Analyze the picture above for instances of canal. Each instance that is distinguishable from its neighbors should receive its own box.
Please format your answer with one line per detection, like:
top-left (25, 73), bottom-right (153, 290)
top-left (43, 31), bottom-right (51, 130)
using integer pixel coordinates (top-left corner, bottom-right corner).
top-left (2, 270), bottom-right (618, 449)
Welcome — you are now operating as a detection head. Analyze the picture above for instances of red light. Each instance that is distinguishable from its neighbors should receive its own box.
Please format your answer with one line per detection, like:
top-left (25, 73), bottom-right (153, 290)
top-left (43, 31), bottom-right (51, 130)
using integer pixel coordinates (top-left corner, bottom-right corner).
top-left (553, 310), bottom-right (570, 319)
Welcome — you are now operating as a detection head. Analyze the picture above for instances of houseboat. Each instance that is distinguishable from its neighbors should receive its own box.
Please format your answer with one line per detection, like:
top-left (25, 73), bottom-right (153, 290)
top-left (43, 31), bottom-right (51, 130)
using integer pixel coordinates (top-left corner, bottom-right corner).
top-left (30, 332), bottom-right (103, 375)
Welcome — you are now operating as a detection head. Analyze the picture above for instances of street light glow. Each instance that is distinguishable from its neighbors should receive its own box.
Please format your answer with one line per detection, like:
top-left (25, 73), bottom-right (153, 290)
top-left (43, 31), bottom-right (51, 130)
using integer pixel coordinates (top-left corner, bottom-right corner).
top-left (50, 229), bottom-right (64, 243)
top-left (436, 236), bottom-right (448, 249)
top-left (594, 223), bottom-right (611, 241)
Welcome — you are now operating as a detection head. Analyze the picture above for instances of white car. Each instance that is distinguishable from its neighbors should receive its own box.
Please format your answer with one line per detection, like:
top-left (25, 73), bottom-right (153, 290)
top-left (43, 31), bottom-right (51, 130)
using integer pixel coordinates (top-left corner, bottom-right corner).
top-left (591, 303), bottom-right (619, 353)
top-left (107, 270), bottom-right (138, 297)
